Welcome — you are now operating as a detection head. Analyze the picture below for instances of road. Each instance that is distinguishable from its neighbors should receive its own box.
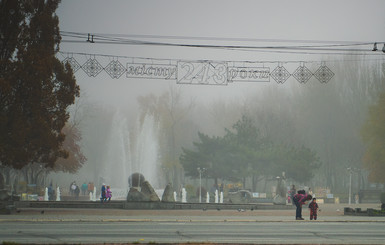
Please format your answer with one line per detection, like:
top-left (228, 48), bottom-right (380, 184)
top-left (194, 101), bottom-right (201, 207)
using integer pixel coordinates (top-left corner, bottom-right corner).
top-left (1, 203), bottom-right (385, 244)
top-left (2, 220), bottom-right (385, 244)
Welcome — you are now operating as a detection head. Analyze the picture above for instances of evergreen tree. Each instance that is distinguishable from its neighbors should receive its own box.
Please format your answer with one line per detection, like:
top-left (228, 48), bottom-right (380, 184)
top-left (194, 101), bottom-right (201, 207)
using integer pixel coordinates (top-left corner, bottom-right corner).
top-left (0, 0), bottom-right (80, 169)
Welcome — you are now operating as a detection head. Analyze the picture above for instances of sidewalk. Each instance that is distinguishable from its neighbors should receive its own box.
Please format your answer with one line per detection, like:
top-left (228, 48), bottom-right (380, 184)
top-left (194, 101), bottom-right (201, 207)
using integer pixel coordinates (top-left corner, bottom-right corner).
top-left (1, 203), bottom-right (384, 222)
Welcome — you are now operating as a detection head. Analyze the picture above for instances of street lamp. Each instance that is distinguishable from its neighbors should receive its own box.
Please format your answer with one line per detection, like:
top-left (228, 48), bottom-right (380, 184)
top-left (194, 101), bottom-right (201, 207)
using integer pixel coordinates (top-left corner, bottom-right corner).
top-left (197, 167), bottom-right (206, 203)
top-left (347, 167), bottom-right (352, 205)
top-left (347, 168), bottom-right (356, 205)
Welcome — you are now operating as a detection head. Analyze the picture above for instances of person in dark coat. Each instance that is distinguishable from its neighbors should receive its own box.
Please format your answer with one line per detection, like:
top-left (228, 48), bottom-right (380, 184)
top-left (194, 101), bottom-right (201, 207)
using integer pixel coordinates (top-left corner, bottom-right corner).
top-left (293, 191), bottom-right (312, 220)
top-left (100, 183), bottom-right (106, 202)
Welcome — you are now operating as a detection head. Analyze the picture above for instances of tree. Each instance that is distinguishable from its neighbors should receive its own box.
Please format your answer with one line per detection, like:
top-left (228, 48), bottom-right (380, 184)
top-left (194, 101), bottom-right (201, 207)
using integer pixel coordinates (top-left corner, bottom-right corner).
top-left (180, 114), bottom-right (321, 190)
top-left (180, 132), bottom-right (238, 185)
top-left (53, 123), bottom-right (86, 173)
top-left (361, 90), bottom-right (385, 183)
top-left (223, 115), bottom-right (269, 189)
top-left (0, 0), bottom-right (79, 170)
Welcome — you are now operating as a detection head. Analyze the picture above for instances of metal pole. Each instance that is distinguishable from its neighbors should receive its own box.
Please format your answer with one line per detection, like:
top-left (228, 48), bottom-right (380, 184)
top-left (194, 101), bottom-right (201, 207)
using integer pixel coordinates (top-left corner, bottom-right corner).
top-left (348, 169), bottom-right (352, 205)
top-left (198, 168), bottom-right (202, 203)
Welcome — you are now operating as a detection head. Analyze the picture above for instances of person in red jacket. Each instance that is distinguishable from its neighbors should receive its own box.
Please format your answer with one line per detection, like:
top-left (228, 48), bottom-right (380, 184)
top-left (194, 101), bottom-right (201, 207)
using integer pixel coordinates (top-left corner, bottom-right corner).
top-left (293, 191), bottom-right (312, 220)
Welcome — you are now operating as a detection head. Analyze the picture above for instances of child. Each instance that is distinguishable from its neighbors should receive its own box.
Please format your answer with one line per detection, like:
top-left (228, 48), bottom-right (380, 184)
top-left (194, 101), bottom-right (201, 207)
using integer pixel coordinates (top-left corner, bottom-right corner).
top-left (308, 198), bottom-right (319, 220)
top-left (106, 186), bottom-right (112, 202)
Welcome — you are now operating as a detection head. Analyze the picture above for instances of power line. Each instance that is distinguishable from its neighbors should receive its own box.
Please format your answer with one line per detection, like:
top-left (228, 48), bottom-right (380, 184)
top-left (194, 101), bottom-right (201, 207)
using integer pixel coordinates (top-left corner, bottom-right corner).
top-left (59, 31), bottom-right (385, 55)
top-left (59, 31), bottom-right (378, 45)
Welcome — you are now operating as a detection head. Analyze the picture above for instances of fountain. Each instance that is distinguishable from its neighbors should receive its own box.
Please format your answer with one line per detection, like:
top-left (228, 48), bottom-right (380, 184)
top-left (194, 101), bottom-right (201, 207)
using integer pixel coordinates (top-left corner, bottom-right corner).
top-left (56, 187), bottom-right (61, 201)
top-left (173, 191), bottom-right (177, 202)
top-left (100, 110), bottom-right (161, 195)
top-left (134, 114), bottom-right (161, 189)
top-left (220, 191), bottom-right (224, 203)
top-left (206, 192), bottom-right (210, 203)
top-left (101, 110), bottom-right (131, 189)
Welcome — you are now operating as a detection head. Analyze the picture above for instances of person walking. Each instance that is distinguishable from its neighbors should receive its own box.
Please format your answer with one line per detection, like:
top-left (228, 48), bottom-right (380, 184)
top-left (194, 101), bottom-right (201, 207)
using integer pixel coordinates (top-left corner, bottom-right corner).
top-left (81, 182), bottom-right (87, 196)
top-left (293, 190), bottom-right (312, 220)
top-left (74, 184), bottom-right (80, 200)
top-left (106, 186), bottom-right (112, 202)
top-left (71, 182), bottom-right (77, 196)
top-left (100, 183), bottom-right (106, 202)
top-left (308, 198), bottom-right (319, 220)
top-left (88, 182), bottom-right (94, 195)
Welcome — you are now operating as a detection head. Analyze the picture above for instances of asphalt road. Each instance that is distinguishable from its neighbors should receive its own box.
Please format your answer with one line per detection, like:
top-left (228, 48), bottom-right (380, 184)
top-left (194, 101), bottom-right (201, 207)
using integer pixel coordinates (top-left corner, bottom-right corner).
top-left (2, 220), bottom-right (385, 244)
top-left (1, 203), bottom-right (385, 244)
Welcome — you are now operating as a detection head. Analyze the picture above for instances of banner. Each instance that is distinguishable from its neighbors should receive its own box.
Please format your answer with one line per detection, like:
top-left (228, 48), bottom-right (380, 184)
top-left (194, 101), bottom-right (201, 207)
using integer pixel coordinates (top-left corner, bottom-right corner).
top-left (126, 63), bottom-right (177, 80)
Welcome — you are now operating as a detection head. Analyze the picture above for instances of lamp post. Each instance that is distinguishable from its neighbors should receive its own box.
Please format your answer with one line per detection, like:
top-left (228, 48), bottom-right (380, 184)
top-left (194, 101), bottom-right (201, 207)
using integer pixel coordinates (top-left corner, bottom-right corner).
top-left (347, 168), bottom-right (352, 205)
top-left (197, 167), bottom-right (205, 203)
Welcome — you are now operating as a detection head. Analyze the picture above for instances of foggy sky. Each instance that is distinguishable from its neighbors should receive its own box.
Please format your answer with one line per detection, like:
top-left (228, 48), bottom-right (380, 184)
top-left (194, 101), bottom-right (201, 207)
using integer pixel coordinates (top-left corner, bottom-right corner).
top-left (50, 0), bottom-right (385, 190)
top-left (56, 0), bottom-right (385, 108)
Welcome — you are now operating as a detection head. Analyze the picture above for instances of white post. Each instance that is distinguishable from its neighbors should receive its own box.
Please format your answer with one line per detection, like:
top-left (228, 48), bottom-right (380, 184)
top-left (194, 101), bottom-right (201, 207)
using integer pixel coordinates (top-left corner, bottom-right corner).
top-left (56, 187), bottom-right (61, 201)
top-left (182, 188), bottom-right (187, 203)
top-left (215, 189), bottom-right (218, 203)
top-left (44, 187), bottom-right (49, 201)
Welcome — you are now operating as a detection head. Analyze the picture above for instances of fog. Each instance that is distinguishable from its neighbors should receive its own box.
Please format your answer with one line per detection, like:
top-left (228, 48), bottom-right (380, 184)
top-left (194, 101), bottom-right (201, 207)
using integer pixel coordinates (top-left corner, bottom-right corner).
top-left (50, 0), bottom-right (385, 197)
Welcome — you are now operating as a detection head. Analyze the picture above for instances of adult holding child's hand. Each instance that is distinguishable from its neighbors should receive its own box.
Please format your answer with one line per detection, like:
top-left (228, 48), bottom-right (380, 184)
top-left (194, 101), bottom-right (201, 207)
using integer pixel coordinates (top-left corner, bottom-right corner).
top-left (293, 190), bottom-right (312, 220)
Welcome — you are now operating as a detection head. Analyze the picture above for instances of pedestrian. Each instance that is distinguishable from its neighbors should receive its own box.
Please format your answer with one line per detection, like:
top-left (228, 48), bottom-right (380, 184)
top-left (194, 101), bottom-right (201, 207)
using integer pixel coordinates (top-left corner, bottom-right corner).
top-left (308, 197), bottom-right (319, 220)
top-left (74, 184), bottom-right (80, 200)
top-left (81, 182), bottom-right (87, 196)
top-left (88, 182), bottom-right (94, 195)
top-left (71, 181), bottom-right (77, 196)
top-left (48, 183), bottom-right (54, 201)
top-left (87, 182), bottom-right (92, 194)
top-left (293, 190), bottom-right (312, 220)
top-left (100, 183), bottom-right (106, 202)
top-left (106, 185), bottom-right (112, 202)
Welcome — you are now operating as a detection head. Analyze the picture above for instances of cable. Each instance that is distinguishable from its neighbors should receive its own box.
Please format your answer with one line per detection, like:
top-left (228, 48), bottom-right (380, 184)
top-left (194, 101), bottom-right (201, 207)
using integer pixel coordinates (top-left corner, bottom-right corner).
top-left (58, 50), bottom-right (385, 64)
top-left (59, 31), bottom-right (385, 54)
top-left (59, 31), bottom-right (378, 45)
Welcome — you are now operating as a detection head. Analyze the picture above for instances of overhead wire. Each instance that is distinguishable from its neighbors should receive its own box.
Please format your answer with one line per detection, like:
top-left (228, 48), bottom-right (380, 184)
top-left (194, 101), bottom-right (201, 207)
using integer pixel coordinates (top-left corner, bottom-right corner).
top-left (59, 31), bottom-right (385, 55)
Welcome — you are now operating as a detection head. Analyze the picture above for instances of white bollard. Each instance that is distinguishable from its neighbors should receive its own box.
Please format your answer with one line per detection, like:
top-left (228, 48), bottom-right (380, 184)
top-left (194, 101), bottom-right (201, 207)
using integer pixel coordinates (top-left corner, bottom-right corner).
top-left (56, 187), bottom-right (61, 201)
top-left (44, 187), bottom-right (49, 201)
top-left (215, 189), bottom-right (219, 203)
top-left (182, 188), bottom-right (187, 203)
